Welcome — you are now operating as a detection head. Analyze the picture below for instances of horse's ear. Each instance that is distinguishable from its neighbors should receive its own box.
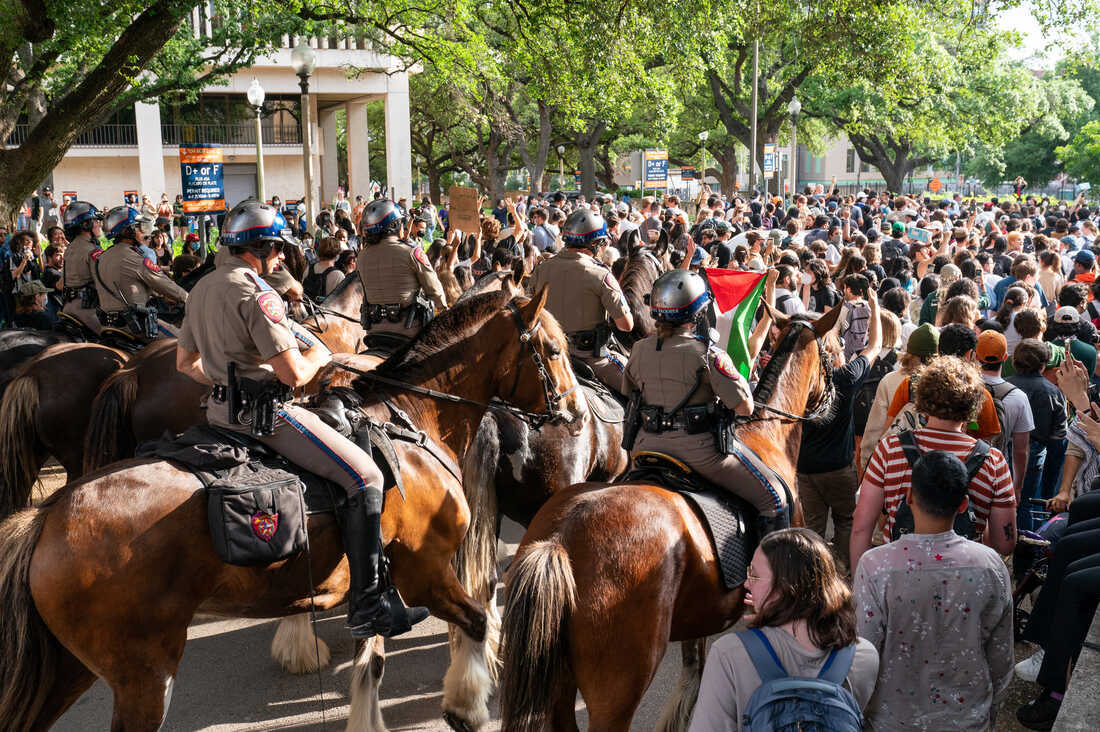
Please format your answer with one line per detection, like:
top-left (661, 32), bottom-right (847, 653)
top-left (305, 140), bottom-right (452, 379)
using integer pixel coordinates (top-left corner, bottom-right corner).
top-left (813, 302), bottom-right (844, 339)
top-left (762, 300), bottom-right (789, 333)
top-left (521, 284), bottom-right (549, 326)
top-left (510, 258), bottom-right (525, 286)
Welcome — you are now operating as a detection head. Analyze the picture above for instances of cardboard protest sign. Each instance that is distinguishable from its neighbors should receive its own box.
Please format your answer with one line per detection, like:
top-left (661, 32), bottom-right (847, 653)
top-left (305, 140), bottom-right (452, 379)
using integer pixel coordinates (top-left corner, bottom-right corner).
top-left (448, 185), bottom-right (481, 234)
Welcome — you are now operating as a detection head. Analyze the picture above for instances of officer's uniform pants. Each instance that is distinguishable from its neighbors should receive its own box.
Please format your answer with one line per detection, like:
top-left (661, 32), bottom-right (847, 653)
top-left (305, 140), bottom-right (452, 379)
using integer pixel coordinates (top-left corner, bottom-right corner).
top-left (62, 299), bottom-right (102, 333)
top-left (634, 429), bottom-right (786, 517)
top-left (208, 398), bottom-right (385, 511)
top-left (575, 350), bottom-right (628, 395)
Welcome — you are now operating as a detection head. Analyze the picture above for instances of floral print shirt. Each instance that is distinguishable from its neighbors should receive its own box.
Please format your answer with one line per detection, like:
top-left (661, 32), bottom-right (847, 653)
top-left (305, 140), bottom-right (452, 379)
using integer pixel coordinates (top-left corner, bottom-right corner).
top-left (854, 531), bottom-right (1014, 731)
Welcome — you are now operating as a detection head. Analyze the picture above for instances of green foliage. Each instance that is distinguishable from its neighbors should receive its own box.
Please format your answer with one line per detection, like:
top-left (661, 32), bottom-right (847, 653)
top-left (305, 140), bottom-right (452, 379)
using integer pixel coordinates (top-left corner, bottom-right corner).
top-left (1057, 119), bottom-right (1100, 186)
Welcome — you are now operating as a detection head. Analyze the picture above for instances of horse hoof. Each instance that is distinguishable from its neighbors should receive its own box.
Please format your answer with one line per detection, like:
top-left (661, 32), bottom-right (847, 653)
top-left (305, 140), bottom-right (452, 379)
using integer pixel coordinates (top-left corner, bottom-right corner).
top-left (443, 711), bottom-right (475, 732)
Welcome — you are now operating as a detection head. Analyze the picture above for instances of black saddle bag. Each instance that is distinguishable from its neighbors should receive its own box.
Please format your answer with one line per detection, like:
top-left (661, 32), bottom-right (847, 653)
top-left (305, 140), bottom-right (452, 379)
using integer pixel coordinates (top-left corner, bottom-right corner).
top-left (206, 465), bottom-right (308, 566)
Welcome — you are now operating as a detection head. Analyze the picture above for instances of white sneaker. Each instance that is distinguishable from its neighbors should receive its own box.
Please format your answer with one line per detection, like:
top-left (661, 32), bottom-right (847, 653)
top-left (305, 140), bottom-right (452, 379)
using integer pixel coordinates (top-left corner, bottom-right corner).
top-left (1015, 649), bottom-right (1045, 682)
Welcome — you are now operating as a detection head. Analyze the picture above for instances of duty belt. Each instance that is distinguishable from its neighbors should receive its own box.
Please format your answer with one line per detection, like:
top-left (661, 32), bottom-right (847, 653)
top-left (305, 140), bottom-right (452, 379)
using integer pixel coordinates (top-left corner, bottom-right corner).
top-left (639, 403), bottom-right (717, 434)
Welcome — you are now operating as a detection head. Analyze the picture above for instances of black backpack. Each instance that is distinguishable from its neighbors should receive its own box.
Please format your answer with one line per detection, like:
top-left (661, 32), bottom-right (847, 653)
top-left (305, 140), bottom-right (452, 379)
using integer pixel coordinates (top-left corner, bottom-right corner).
top-left (852, 349), bottom-right (897, 435)
top-left (890, 430), bottom-right (986, 540)
top-left (303, 263), bottom-right (338, 301)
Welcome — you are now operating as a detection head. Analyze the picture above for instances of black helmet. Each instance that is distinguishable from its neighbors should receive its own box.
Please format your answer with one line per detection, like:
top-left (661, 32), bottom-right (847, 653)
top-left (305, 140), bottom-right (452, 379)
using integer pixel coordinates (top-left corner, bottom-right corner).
top-left (650, 270), bottom-right (710, 324)
top-left (221, 200), bottom-right (296, 257)
top-left (562, 209), bottom-right (608, 251)
top-left (61, 200), bottom-right (102, 236)
top-left (359, 199), bottom-right (401, 241)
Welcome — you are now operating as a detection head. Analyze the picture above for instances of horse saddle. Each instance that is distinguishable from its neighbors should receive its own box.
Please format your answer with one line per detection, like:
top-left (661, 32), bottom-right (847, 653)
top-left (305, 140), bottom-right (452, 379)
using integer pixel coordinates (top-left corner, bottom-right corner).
top-left (570, 357), bottom-right (628, 422)
top-left (55, 311), bottom-right (95, 341)
top-left (361, 331), bottom-right (411, 360)
top-left (97, 326), bottom-right (146, 353)
top-left (622, 448), bottom-right (785, 590)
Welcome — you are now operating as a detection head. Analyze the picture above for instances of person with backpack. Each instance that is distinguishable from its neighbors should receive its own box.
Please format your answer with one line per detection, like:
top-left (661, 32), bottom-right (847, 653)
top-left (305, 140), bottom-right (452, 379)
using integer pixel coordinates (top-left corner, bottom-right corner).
top-left (689, 529), bottom-right (879, 732)
top-left (976, 330), bottom-right (1033, 497)
top-left (851, 355), bottom-right (1018, 571)
top-left (854, 449), bottom-right (1014, 732)
top-left (302, 236), bottom-right (343, 302)
top-left (838, 273), bottom-right (872, 362)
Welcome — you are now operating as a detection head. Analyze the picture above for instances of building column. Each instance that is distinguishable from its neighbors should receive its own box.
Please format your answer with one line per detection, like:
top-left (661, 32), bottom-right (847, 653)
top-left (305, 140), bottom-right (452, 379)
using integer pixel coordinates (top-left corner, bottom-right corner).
top-left (384, 73), bottom-right (412, 201)
top-left (318, 107), bottom-right (339, 207)
top-left (135, 101), bottom-right (166, 198)
top-left (346, 101), bottom-right (370, 200)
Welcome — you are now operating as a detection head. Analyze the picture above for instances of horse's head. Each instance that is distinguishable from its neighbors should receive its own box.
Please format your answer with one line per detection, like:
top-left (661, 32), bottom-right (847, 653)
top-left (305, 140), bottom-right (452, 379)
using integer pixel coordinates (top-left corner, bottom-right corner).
top-left (756, 302), bottom-right (843, 424)
top-left (484, 285), bottom-right (585, 426)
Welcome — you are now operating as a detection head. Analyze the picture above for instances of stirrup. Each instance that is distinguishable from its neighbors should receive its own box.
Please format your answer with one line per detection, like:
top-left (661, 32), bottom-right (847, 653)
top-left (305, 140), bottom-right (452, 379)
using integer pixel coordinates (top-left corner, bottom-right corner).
top-left (348, 586), bottom-right (430, 638)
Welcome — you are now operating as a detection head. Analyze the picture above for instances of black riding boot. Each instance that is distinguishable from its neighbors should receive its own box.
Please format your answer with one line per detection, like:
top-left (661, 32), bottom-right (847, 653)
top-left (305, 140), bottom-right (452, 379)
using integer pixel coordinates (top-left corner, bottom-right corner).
top-left (341, 492), bottom-right (430, 638)
top-left (756, 511), bottom-right (790, 539)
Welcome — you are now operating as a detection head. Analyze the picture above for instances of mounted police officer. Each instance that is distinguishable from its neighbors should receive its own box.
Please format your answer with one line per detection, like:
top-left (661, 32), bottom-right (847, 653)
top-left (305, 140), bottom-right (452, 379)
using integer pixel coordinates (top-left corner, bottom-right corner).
top-left (175, 200), bottom-right (428, 639)
top-left (60, 200), bottom-right (104, 333)
top-left (94, 206), bottom-right (189, 340)
top-left (622, 270), bottom-right (789, 536)
top-left (528, 208), bottom-right (633, 390)
top-left (357, 199), bottom-right (447, 341)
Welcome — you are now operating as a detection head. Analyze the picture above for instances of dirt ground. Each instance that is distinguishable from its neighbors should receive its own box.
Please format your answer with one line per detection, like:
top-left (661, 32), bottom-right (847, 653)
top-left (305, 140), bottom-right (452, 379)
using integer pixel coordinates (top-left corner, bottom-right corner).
top-left (30, 458), bottom-right (1045, 729)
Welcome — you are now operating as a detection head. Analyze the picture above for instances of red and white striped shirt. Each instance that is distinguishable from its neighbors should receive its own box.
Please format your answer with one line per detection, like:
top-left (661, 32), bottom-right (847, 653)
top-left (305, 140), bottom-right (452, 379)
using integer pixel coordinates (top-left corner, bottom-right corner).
top-left (862, 427), bottom-right (1016, 542)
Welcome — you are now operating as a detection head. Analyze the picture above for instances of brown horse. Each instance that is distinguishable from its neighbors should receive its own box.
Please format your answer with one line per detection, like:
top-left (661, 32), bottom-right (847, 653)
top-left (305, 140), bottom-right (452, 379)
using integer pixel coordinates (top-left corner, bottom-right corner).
top-left (0, 289), bottom-right (584, 732)
top-left (0, 342), bottom-right (128, 514)
top-left (612, 236), bottom-right (663, 349)
top-left (498, 307), bottom-right (841, 732)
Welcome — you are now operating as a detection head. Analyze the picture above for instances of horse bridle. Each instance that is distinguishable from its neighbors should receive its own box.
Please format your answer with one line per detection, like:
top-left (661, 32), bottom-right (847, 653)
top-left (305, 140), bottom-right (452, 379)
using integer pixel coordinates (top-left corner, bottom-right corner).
top-left (504, 301), bottom-right (579, 426)
top-left (743, 320), bottom-right (835, 423)
top-left (333, 303), bottom-right (577, 428)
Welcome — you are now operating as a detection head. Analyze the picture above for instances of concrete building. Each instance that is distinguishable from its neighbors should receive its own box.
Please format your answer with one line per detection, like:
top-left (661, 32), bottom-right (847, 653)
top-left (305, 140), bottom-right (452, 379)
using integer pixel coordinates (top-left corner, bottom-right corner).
top-left (8, 21), bottom-right (415, 214)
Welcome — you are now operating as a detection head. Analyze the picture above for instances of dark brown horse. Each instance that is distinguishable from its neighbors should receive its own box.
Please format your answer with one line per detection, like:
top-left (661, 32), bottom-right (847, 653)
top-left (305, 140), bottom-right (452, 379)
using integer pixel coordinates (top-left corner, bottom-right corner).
top-left (0, 342), bottom-right (128, 514)
top-left (0, 289), bottom-right (584, 732)
top-left (612, 235), bottom-right (663, 349)
top-left (499, 307), bottom-right (841, 732)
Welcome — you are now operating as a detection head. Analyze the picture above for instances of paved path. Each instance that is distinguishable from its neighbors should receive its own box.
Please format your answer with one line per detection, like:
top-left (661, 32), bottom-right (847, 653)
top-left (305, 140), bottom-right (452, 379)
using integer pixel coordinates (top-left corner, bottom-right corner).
top-left (53, 518), bottom-right (692, 731)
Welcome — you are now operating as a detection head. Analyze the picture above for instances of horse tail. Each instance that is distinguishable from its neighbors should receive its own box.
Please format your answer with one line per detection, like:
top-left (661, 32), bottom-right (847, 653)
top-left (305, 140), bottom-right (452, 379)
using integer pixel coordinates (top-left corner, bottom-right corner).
top-left (455, 415), bottom-right (503, 677)
top-left (0, 506), bottom-right (58, 731)
top-left (82, 368), bottom-right (140, 474)
top-left (0, 376), bottom-right (41, 517)
top-left (500, 539), bottom-right (576, 732)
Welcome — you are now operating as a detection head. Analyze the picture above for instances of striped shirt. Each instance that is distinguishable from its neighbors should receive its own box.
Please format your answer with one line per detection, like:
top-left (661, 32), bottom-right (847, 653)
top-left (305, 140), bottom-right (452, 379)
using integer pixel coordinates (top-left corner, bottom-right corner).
top-left (862, 428), bottom-right (1016, 542)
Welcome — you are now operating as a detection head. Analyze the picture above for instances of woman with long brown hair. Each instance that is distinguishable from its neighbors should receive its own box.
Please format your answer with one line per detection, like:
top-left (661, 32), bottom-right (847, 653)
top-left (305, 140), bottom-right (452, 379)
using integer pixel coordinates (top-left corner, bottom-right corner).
top-left (689, 529), bottom-right (880, 730)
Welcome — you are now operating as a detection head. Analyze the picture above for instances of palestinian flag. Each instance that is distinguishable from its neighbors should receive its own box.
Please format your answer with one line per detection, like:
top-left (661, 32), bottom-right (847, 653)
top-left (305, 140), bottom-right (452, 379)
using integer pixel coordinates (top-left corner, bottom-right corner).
top-left (704, 268), bottom-right (766, 379)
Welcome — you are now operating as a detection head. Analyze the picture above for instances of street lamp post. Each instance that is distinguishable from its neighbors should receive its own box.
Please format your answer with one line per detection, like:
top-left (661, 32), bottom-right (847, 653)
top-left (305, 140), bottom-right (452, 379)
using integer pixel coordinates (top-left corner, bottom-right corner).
top-left (787, 97), bottom-right (801, 199)
top-left (247, 79), bottom-right (266, 203)
top-left (557, 144), bottom-right (565, 190)
top-left (698, 131), bottom-right (709, 198)
top-left (291, 42), bottom-right (317, 230)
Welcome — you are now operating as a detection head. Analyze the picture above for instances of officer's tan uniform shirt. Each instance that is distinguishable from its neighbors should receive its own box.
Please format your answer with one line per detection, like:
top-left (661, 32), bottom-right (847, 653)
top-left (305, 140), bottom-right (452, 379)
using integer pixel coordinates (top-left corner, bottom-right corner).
top-left (94, 244), bottom-right (188, 311)
top-left (623, 333), bottom-right (751, 413)
top-left (62, 231), bottom-right (100, 288)
top-left (178, 255), bottom-right (298, 385)
top-left (528, 249), bottom-right (630, 334)
top-left (358, 236), bottom-right (446, 310)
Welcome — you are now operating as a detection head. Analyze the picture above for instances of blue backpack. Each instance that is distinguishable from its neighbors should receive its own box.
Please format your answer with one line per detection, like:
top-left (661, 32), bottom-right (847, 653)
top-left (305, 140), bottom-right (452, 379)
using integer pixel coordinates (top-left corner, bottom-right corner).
top-left (739, 628), bottom-right (863, 732)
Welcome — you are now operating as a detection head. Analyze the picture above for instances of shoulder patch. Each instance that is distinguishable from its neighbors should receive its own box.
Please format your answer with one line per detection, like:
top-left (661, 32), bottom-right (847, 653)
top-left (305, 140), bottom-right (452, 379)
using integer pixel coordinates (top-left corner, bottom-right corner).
top-left (143, 258), bottom-right (162, 273)
top-left (603, 271), bottom-right (622, 290)
top-left (413, 246), bottom-right (429, 265)
top-left (90, 248), bottom-right (104, 261)
top-left (257, 291), bottom-right (285, 323)
top-left (710, 348), bottom-right (739, 379)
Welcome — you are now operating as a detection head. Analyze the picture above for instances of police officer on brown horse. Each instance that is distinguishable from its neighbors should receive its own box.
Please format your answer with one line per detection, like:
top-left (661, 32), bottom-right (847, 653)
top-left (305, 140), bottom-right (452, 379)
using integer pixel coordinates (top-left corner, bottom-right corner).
top-left (95, 205), bottom-right (189, 340)
top-left (623, 269), bottom-right (789, 536)
top-left (60, 200), bottom-right (104, 333)
top-left (175, 200), bottom-right (429, 638)
top-left (357, 199), bottom-right (447, 343)
top-left (528, 208), bottom-right (633, 391)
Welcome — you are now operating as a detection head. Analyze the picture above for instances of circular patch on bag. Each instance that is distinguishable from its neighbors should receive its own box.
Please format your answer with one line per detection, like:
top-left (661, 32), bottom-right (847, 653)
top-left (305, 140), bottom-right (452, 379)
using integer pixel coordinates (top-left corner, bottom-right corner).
top-left (251, 510), bottom-right (279, 541)
top-left (257, 292), bottom-right (284, 323)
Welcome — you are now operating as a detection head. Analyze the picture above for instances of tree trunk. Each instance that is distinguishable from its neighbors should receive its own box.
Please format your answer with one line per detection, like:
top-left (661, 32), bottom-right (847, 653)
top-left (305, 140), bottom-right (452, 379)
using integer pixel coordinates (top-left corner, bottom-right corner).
top-left (426, 167), bottom-right (443, 203)
top-left (847, 132), bottom-right (926, 194)
top-left (713, 143), bottom-right (739, 194)
top-left (518, 101), bottom-right (553, 198)
top-left (575, 120), bottom-right (607, 198)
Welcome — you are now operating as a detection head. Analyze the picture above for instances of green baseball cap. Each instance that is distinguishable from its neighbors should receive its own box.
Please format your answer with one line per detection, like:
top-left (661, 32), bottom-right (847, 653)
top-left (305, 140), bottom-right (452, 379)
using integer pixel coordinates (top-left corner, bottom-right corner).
top-left (906, 323), bottom-right (939, 358)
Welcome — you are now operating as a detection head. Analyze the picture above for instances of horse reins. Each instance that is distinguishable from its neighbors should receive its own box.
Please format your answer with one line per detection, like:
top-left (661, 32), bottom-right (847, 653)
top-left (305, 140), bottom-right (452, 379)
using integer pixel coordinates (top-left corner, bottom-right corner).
top-left (330, 305), bottom-right (576, 429)
top-left (741, 320), bottom-right (835, 424)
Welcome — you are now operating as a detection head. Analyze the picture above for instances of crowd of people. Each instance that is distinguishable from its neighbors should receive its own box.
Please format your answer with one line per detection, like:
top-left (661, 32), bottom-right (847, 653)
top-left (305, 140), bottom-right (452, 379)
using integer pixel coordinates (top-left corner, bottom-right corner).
top-left (6, 176), bottom-right (1100, 728)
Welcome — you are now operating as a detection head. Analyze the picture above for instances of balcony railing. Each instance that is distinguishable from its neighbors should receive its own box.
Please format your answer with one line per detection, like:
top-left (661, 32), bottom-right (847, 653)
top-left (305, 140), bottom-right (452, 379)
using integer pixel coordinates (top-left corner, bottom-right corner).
top-left (3, 123), bottom-right (138, 147)
top-left (161, 123), bottom-right (302, 146)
